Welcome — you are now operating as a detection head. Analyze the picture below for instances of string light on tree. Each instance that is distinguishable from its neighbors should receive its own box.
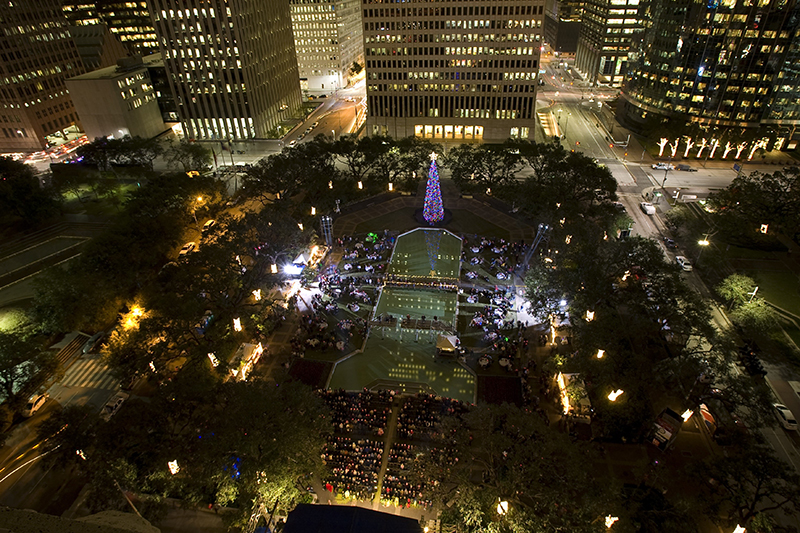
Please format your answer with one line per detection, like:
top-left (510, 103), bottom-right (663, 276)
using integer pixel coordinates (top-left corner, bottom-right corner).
top-left (423, 151), bottom-right (444, 225)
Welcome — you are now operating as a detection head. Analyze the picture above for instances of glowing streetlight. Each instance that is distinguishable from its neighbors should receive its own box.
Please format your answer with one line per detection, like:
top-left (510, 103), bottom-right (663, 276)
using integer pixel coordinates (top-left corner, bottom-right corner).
top-left (233, 317), bottom-right (242, 332)
top-left (208, 352), bottom-right (220, 367)
top-left (328, 180), bottom-right (333, 189)
top-left (252, 289), bottom-right (262, 301)
top-left (388, 182), bottom-right (393, 191)
top-left (681, 409), bottom-right (693, 422)
top-left (358, 181), bottom-right (363, 189)
top-left (271, 263), bottom-right (278, 274)
top-left (497, 500), bottom-right (509, 515)
top-left (733, 526), bottom-right (746, 533)
top-left (608, 389), bottom-right (624, 402)
top-left (605, 515), bottom-right (619, 528)
top-left (168, 460), bottom-right (180, 475)
top-left (298, 223), bottom-right (304, 231)
top-left (76, 449), bottom-right (87, 460)
top-left (586, 310), bottom-right (595, 321)
top-left (596, 349), bottom-right (605, 359)
top-left (197, 196), bottom-right (203, 202)
top-left (311, 206), bottom-right (316, 215)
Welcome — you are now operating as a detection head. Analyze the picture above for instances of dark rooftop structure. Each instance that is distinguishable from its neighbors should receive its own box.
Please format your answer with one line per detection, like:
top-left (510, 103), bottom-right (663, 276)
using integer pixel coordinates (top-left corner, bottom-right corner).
top-left (283, 504), bottom-right (422, 533)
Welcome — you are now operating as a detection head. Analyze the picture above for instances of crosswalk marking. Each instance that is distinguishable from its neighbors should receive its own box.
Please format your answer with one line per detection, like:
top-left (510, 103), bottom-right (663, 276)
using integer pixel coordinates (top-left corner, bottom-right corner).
top-left (58, 356), bottom-right (119, 390)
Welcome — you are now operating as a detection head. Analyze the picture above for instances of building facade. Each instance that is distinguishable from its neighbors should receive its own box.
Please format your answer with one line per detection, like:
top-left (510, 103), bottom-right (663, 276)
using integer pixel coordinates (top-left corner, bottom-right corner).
top-left (67, 55), bottom-right (167, 141)
top-left (575, 0), bottom-right (642, 87)
top-left (62, 1), bottom-right (159, 56)
top-left (0, 0), bottom-right (86, 152)
top-left (363, 0), bottom-right (545, 143)
top-left (147, 0), bottom-right (302, 140)
top-left (620, 0), bottom-right (800, 132)
top-left (290, 0), bottom-right (364, 93)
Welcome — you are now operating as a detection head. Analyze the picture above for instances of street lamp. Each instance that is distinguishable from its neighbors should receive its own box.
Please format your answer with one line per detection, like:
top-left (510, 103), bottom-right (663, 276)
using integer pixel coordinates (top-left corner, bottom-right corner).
top-left (697, 235), bottom-right (710, 264)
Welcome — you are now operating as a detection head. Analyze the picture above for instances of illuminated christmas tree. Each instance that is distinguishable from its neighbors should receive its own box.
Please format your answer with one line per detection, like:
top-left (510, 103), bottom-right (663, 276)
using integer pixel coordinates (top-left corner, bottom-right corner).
top-left (423, 152), bottom-right (444, 225)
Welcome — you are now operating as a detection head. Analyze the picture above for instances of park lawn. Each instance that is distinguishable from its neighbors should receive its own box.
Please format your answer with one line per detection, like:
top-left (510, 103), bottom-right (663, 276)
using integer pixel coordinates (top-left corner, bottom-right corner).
top-left (353, 208), bottom-right (511, 239)
top-left (747, 270), bottom-right (800, 316)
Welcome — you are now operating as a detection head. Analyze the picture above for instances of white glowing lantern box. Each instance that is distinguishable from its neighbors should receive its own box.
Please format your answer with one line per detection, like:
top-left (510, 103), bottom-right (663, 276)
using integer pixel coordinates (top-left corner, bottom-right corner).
top-left (228, 342), bottom-right (264, 381)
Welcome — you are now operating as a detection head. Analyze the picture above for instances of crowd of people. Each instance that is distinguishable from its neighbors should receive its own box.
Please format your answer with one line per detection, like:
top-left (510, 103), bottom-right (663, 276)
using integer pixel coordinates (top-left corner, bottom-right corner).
top-left (396, 393), bottom-right (468, 440)
top-left (320, 389), bottom-right (393, 435)
top-left (462, 235), bottom-right (527, 278)
top-left (321, 436), bottom-right (382, 501)
top-left (381, 442), bottom-right (431, 509)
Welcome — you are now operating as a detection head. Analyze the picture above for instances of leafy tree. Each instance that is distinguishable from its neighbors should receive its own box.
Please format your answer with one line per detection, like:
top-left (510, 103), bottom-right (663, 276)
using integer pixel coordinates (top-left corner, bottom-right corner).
top-left (0, 157), bottom-right (60, 224)
top-left (37, 403), bottom-right (99, 471)
top-left (30, 263), bottom-right (121, 334)
top-left (0, 329), bottom-right (57, 406)
top-left (691, 442), bottom-right (800, 527)
top-left (716, 274), bottom-right (758, 310)
top-left (412, 403), bottom-right (616, 533)
top-left (331, 135), bottom-right (393, 185)
top-left (166, 140), bottom-right (212, 172)
top-left (242, 140), bottom-right (337, 208)
top-left (506, 141), bottom-right (617, 223)
top-left (445, 142), bottom-right (521, 192)
top-left (709, 167), bottom-right (800, 242)
top-left (349, 61), bottom-right (363, 76)
top-left (729, 300), bottom-right (778, 334)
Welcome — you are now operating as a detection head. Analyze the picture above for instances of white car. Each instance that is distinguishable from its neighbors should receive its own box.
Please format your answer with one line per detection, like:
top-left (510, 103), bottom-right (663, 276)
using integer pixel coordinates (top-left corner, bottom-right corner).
top-left (288, 140), bottom-right (297, 147)
top-left (675, 255), bottom-right (693, 271)
top-left (203, 219), bottom-right (216, 232)
top-left (179, 241), bottom-right (196, 257)
top-left (639, 202), bottom-right (656, 215)
top-left (100, 392), bottom-right (129, 421)
top-left (311, 121), bottom-right (319, 128)
top-left (773, 403), bottom-right (798, 431)
top-left (22, 393), bottom-right (48, 417)
top-left (651, 162), bottom-right (675, 170)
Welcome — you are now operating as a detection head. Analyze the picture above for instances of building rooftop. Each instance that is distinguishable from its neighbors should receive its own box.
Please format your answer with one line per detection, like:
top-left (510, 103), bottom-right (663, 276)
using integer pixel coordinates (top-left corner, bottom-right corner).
top-left (68, 53), bottom-right (163, 81)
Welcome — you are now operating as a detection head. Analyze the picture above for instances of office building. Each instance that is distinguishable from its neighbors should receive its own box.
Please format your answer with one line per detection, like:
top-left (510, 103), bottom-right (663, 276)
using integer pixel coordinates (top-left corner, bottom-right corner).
top-left (62, 1), bottom-right (159, 56)
top-left (363, 0), bottom-right (545, 143)
top-left (620, 0), bottom-right (800, 133)
top-left (147, 0), bottom-right (302, 140)
top-left (574, 0), bottom-right (641, 86)
top-left (553, 0), bottom-right (583, 54)
top-left (0, 0), bottom-right (86, 152)
top-left (290, 0), bottom-right (364, 93)
top-left (70, 23), bottom-right (130, 71)
top-left (67, 55), bottom-right (169, 141)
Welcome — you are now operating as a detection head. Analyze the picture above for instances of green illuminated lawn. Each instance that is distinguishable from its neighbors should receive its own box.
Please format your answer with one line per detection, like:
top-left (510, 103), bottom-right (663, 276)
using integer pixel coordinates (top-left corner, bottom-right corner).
top-left (329, 328), bottom-right (475, 403)
top-left (387, 228), bottom-right (462, 279)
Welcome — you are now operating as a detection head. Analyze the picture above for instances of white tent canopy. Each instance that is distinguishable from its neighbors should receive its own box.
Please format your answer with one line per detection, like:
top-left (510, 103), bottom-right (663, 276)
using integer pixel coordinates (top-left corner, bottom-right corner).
top-left (436, 334), bottom-right (459, 353)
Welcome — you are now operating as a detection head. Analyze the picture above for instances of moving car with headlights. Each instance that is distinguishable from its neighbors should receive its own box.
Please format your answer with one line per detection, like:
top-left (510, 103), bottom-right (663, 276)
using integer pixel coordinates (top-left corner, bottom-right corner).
top-left (675, 256), bottom-right (693, 271)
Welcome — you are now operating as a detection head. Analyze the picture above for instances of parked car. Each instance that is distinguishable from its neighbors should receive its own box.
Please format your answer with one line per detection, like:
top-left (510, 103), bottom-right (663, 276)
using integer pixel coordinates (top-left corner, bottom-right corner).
top-left (652, 162), bottom-right (675, 170)
top-left (640, 202), bottom-right (656, 215)
top-left (288, 140), bottom-right (297, 147)
top-left (311, 121), bottom-right (319, 128)
top-left (100, 392), bottom-right (129, 421)
top-left (773, 403), bottom-right (798, 431)
top-left (82, 331), bottom-right (105, 354)
top-left (676, 164), bottom-right (698, 172)
top-left (675, 255), bottom-right (693, 271)
top-left (22, 393), bottom-right (48, 417)
top-left (178, 241), bottom-right (196, 257)
top-left (203, 219), bottom-right (216, 232)
top-left (663, 237), bottom-right (678, 249)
